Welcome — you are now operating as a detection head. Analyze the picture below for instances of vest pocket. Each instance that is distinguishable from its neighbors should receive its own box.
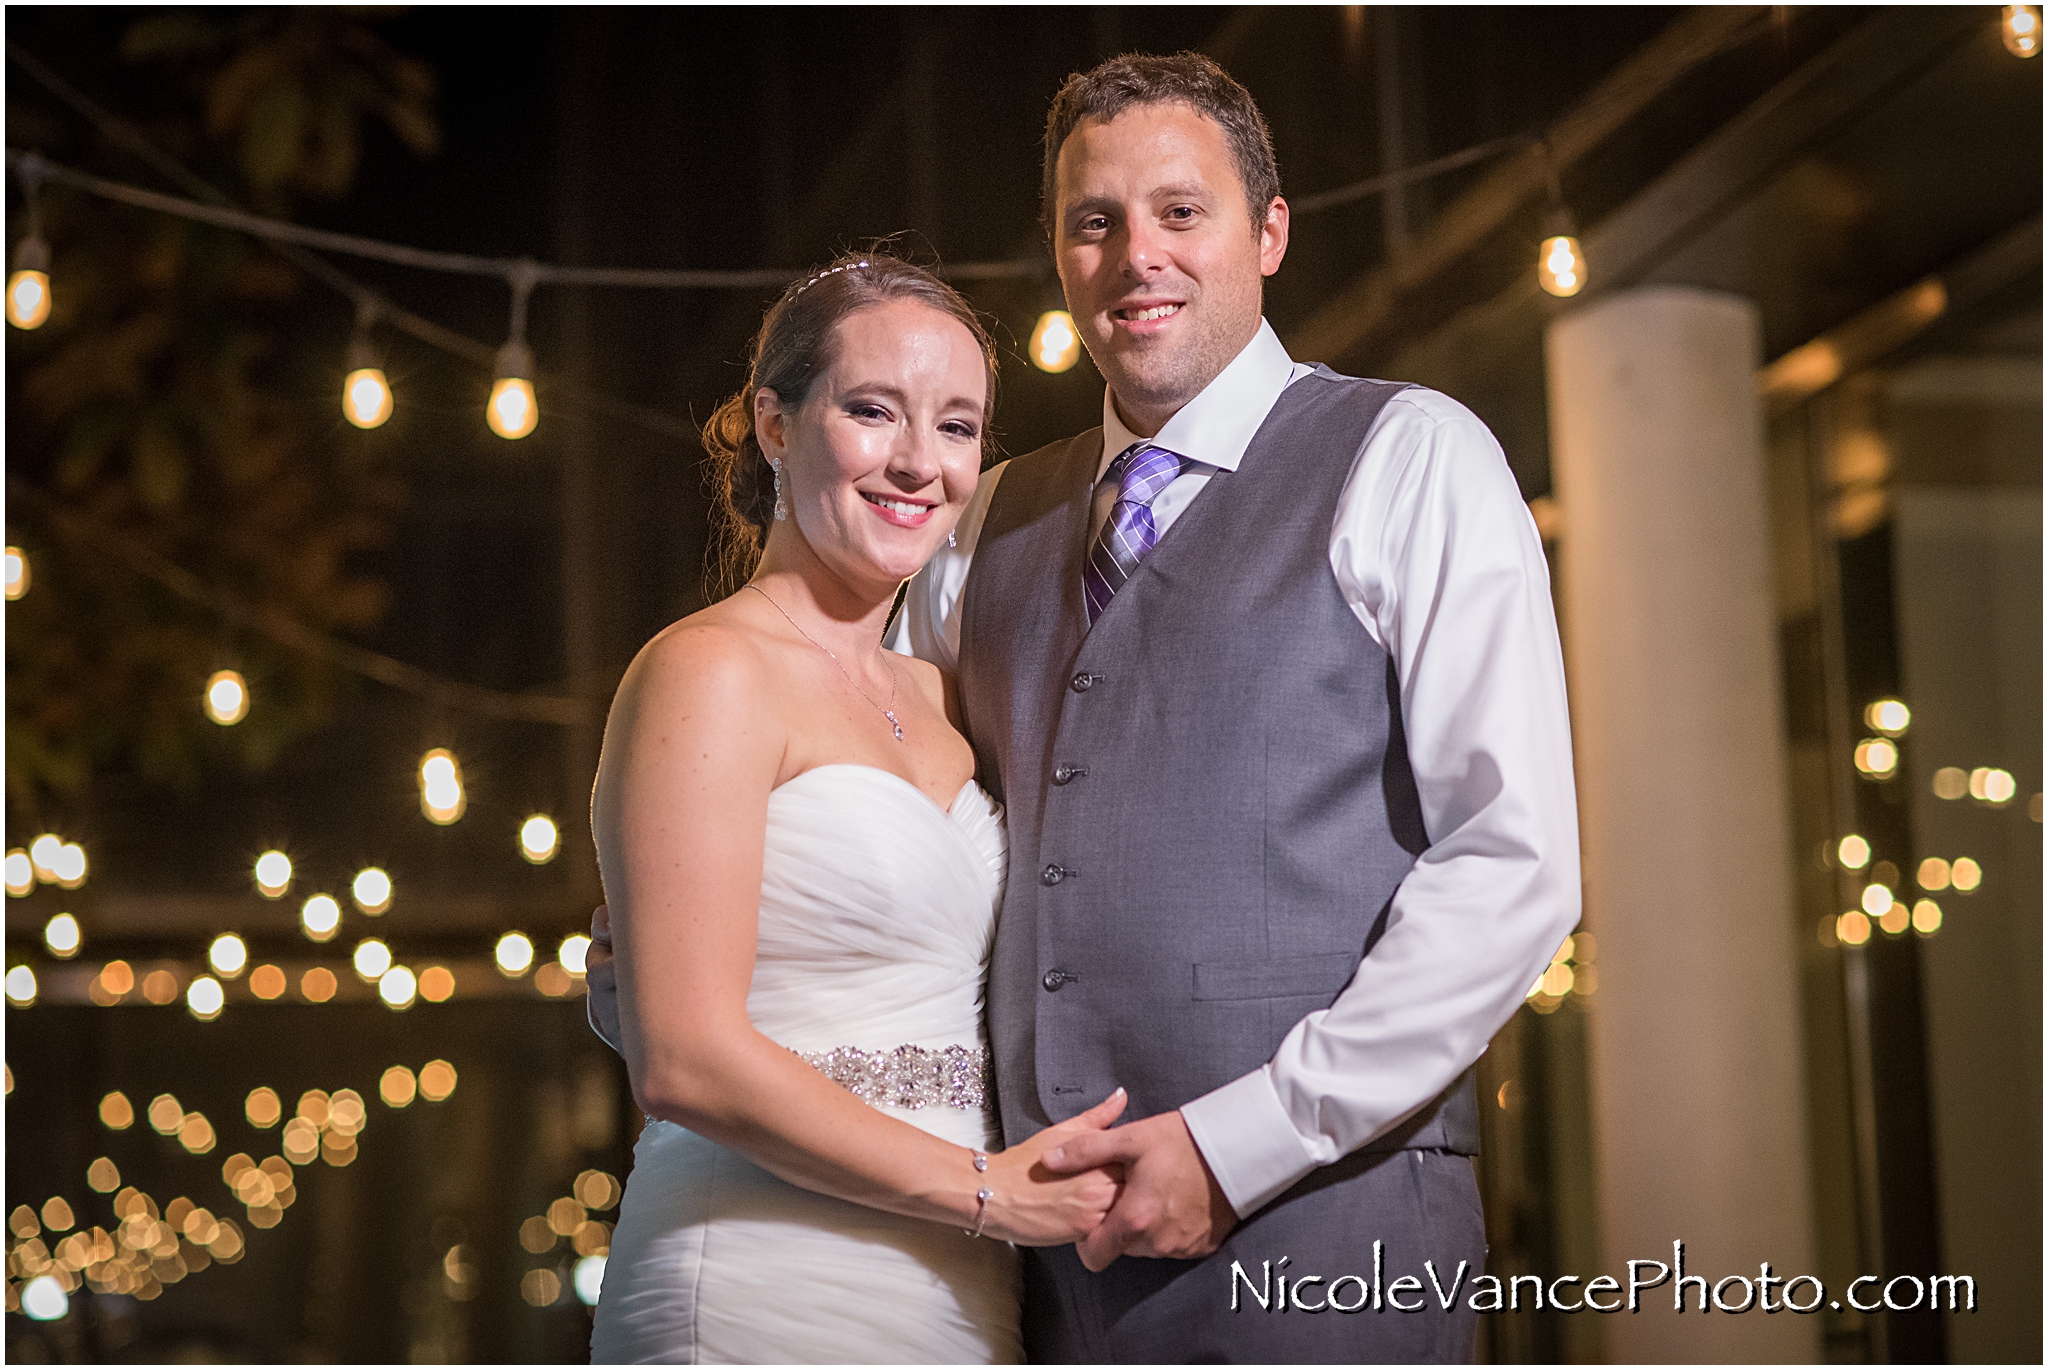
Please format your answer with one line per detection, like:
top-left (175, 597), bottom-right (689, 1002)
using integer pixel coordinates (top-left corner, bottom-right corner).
top-left (1191, 951), bottom-right (1358, 1001)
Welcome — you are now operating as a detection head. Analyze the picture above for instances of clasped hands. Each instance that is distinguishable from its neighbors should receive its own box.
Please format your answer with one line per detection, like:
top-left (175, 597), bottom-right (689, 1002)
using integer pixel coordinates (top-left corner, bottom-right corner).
top-left (586, 905), bottom-right (1235, 1270)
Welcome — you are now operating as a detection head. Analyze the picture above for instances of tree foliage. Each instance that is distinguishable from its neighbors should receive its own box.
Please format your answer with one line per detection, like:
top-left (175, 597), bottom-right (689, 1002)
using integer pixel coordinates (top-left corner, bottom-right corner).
top-left (5, 9), bottom-right (438, 818)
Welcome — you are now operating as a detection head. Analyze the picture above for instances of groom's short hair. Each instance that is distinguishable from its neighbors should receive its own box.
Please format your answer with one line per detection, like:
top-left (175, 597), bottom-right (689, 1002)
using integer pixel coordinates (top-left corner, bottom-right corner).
top-left (1040, 52), bottom-right (1281, 239)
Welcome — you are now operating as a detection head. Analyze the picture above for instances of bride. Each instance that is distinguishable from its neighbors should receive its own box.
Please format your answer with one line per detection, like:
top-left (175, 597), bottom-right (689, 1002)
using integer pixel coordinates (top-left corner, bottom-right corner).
top-left (587, 253), bottom-right (1123, 1364)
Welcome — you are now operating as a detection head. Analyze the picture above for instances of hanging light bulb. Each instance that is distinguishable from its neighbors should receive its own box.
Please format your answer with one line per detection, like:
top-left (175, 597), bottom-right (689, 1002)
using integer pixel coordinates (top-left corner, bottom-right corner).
top-left (1029, 310), bottom-right (1082, 373)
top-left (342, 301), bottom-right (393, 428)
top-left (6, 235), bottom-right (50, 331)
top-left (1538, 232), bottom-right (1586, 298)
top-left (419, 748), bottom-right (466, 824)
top-left (488, 261), bottom-right (540, 439)
top-left (2003, 5), bottom-right (2042, 56)
top-left (205, 669), bottom-right (249, 725)
top-left (1533, 143), bottom-right (1588, 299)
top-left (489, 346), bottom-right (537, 439)
top-left (3, 546), bottom-right (28, 600)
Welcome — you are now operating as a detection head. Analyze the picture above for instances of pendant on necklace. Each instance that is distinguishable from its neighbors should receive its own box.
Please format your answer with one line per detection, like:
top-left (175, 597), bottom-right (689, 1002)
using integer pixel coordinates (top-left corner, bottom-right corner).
top-left (884, 711), bottom-right (905, 742)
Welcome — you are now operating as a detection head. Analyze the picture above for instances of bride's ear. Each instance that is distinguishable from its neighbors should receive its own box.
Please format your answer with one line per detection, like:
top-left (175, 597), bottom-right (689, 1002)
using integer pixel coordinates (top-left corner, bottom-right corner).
top-left (754, 387), bottom-right (788, 459)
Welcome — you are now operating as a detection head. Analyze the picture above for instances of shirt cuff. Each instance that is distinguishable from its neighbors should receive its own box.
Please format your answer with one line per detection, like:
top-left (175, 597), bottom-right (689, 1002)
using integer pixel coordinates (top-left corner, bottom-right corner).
top-left (1178, 1067), bottom-right (1320, 1219)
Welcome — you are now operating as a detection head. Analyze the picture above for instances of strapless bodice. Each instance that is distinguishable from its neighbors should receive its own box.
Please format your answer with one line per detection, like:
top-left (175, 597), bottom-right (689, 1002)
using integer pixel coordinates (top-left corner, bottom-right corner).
top-left (746, 763), bottom-right (1006, 1057)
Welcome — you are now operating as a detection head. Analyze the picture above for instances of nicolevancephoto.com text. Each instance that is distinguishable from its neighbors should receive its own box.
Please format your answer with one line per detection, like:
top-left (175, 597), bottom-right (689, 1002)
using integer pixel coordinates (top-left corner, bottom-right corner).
top-left (1229, 1241), bottom-right (1977, 1317)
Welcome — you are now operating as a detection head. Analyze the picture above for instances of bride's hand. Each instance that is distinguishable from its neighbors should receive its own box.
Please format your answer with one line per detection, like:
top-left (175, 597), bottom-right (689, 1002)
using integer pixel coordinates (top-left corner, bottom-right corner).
top-left (979, 1088), bottom-right (1127, 1246)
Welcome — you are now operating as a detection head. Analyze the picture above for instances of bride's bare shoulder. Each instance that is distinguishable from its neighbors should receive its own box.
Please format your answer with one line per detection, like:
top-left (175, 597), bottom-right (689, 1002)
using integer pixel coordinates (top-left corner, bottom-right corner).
top-left (611, 601), bottom-right (780, 725)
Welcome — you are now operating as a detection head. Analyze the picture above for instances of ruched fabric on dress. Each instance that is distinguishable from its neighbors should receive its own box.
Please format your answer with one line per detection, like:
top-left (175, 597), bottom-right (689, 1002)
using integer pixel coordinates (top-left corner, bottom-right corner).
top-left (591, 766), bottom-right (1021, 1364)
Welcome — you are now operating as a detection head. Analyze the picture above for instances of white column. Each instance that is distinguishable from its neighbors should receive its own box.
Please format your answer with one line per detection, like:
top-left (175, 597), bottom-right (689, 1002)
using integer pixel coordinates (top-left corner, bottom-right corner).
top-left (1545, 287), bottom-right (1817, 1363)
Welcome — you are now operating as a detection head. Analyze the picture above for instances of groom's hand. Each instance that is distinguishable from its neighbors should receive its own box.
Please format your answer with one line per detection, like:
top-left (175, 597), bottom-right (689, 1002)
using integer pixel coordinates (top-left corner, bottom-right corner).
top-left (1041, 1109), bottom-right (1237, 1271)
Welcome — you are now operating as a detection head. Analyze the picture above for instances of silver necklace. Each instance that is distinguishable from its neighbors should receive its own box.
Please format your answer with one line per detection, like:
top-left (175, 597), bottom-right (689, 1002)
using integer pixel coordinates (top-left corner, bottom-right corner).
top-left (745, 583), bottom-right (905, 742)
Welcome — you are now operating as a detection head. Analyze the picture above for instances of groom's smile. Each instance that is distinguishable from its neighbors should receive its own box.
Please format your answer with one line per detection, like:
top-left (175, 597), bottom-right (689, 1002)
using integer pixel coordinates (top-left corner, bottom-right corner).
top-left (1050, 101), bottom-right (1288, 436)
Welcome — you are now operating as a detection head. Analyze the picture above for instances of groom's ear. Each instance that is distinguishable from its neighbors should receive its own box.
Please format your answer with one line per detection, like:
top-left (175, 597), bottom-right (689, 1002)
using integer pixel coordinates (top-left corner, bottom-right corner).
top-left (1258, 196), bottom-right (1290, 278)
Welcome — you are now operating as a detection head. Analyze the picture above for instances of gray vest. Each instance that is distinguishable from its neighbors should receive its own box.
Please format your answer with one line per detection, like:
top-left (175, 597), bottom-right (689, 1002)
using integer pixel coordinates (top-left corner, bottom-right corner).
top-left (958, 368), bottom-right (1478, 1159)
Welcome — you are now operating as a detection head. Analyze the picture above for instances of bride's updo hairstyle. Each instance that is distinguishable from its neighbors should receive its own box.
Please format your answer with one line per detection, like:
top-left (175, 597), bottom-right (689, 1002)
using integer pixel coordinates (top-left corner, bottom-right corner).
top-left (703, 251), bottom-right (999, 592)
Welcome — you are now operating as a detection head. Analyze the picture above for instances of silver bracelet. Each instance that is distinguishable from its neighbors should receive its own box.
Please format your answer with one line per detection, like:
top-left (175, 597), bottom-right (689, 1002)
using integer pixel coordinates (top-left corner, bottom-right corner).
top-left (964, 1151), bottom-right (993, 1238)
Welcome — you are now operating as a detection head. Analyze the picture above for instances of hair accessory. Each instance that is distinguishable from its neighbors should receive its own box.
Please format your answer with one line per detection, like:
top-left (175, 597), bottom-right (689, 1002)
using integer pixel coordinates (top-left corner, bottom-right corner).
top-left (769, 456), bottom-right (787, 521)
top-left (792, 259), bottom-right (871, 297)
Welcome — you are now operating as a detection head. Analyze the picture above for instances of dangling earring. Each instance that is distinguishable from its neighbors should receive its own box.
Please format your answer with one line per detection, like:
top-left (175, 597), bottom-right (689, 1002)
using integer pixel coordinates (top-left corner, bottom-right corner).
top-left (769, 457), bottom-right (787, 522)
top-left (947, 528), bottom-right (957, 549)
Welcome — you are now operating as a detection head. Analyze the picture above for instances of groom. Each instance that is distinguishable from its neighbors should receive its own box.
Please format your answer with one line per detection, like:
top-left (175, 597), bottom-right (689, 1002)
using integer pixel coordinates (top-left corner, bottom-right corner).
top-left (887, 52), bottom-right (1580, 1361)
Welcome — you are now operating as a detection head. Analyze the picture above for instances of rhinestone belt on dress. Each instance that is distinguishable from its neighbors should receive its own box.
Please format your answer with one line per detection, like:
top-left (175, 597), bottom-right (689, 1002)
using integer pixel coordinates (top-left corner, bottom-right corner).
top-left (793, 1043), bottom-right (991, 1111)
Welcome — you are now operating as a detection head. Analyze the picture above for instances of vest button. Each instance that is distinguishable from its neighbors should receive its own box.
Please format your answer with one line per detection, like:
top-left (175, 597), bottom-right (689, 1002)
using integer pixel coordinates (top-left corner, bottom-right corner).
top-left (1041, 864), bottom-right (1066, 886)
top-left (1070, 672), bottom-right (1097, 693)
top-left (1042, 970), bottom-right (1069, 992)
top-left (1052, 763), bottom-right (1081, 785)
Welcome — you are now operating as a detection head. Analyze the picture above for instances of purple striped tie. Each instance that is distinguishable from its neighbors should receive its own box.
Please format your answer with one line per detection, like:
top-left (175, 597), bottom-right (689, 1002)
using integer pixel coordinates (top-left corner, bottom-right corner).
top-left (1083, 443), bottom-right (1185, 624)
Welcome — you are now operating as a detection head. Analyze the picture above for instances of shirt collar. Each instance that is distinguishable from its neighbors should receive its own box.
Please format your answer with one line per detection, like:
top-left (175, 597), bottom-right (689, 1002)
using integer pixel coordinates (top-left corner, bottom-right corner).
top-left (1098, 317), bottom-right (1297, 481)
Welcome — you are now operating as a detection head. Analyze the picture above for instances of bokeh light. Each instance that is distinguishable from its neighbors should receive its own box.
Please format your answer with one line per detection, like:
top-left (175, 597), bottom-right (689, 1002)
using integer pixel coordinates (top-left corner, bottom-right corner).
top-left (419, 1059), bottom-right (458, 1102)
top-left (343, 367), bottom-right (394, 428)
top-left (1860, 883), bottom-right (1892, 916)
top-left (7, 965), bottom-right (38, 1006)
top-left (380, 1065), bottom-right (417, 1107)
top-left (495, 932), bottom-right (534, 977)
top-left (1932, 766), bottom-right (1968, 800)
top-left (300, 893), bottom-right (342, 942)
top-left (1863, 698), bottom-right (1910, 735)
top-left (419, 965), bottom-right (456, 1003)
top-left (208, 934), bottom-right (248, 978)
top-left (1029, 309), bottom-right (1082, 373)
top-left (1836, 910), bottom-right (1872, 946)
top-left (1916, 857), bottom-right (1950, 891)
top-left (419, 748), bottom-right (466, 824)
top-left (520, 814), bottom-right (560, 864)
top-left (1853, 737), bottom-right (1898, 779)
top-left (186, 976), bottom-right (225, 1021)
top-left (559, 933), bottom-right (592, 975)
top-left (352, 867), bottom-right (392, 915)
top-left (1911, 899), bottom-right (1942, 935)
top-left (43, 912), bottom-right (80, 958)
top-left (254, 850), bottom-right (293, 899)
top-left (4, 850), bottom-right (33, 896)
top-left (1537, 234), bottom-right (1586, 297)
top-left (300, 967), bottom-right (338, 1003)
top-left (353, 938), bottom-right (392, 981)
top-left (1950, 857), bottom-right (1982, 892)
top-left (99, 1091), bottom-right (134, 1130)
top-left (1835, 834), bottom-right (1870, 870)
top-left (249, 964), bottom-right (287, 999)
top-left (2, 545), bottom-right (26, 600)
top-left (246, 1087), bottom-right (282, 1128)
top-left (205, 670), bottom-right (249, 725)
top-left (378, 964), bottom-right (418, 1009)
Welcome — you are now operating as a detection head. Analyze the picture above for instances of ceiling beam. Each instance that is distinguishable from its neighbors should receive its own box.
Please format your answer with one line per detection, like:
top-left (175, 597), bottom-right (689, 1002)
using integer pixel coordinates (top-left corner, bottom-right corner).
top-left (1286, 5), bottom-right (1766, 365)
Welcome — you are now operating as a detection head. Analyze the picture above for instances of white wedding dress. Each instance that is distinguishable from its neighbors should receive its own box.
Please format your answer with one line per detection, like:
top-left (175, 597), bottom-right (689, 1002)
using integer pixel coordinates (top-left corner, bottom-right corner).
top-left (591, 764), bottom-right (1022, 1364)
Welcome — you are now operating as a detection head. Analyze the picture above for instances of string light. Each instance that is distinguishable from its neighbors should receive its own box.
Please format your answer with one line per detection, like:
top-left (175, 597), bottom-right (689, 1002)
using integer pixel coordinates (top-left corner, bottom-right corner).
top-left (1533, 140), bottom-right (1587, 298)
top-left (186, 976), bottom-right (224, 1021)
top-left (1863, 698), bottom-right (1910, 735)
top-left (494, 932), bottom-right (534, 977)
top-left (1968, 767), bottom-right (2016, 805)
top-left (419, 965), bottom-right (456, 1002)
top-left (43, 913), bottom-right (80, 959)
top-left (1950, 857), bottom-right (1982, 892)
top-left (300, 894), bottom-right (342, 942)
top-left (1860, 882), bottom-right (1893, 917)
top-left (1538, 232), bottom-right (1586, 297)
top-left (419, 748), bottom-right (466, 824)
top-left (1836, 834), bottom-right (1871, 870)
top-left (1029, 310), bottom-right (1082, 373)
top-left (253, 850), bottom-right (292, 899)
top-left (1836, 910), bottom-right (1872, 945)
top-left (519, 814), bottom-right (560, 864)
top-left (29, 834), bottom-right (62, 883)
top-left (488, 262), bottom-right (539, 440)
top-left (6, 237), bottom-right (51, 331)
top-left (7, 965), bottom-right (39, 1006)
top-left (352, 866), bottom-right (392, 915)
top-left (3, 851), bottom-right (31, 897)
top-left (378, 965), bottom-right (418, 1009)
top-left (342, 302), bottom-right (393, 429)
top-left (52, 841), bottom-right (86, 889)
top-left (3, 545), bottom-right (28, 599)
top-left (2004, 5), bottom-right (2042, 56)
top-left (1911, 899), bottom-right (1942, 935)
top-left (1853, 737), bottom-right (1899, 779)
top-left (558, 934), bottom-right (591, 975)
top-left (207, 934), bottom-right (248, 979)
top-left (204, 669), bottom-right (249, 725)
top-left (352, 938), bottom-right (392, 981)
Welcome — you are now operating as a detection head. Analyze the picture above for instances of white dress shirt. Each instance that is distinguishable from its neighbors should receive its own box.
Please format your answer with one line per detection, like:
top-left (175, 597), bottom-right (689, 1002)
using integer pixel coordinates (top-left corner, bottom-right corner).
top-left (889, 320), bottom-right (1581, 1217)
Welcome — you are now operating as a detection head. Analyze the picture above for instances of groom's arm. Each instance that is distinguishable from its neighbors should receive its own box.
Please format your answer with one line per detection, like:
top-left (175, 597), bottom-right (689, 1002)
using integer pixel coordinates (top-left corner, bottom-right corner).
top-left (882, 460), bottom-right (1007, 667)
top-left (1048, 389), bottom-right (1580, 1263)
